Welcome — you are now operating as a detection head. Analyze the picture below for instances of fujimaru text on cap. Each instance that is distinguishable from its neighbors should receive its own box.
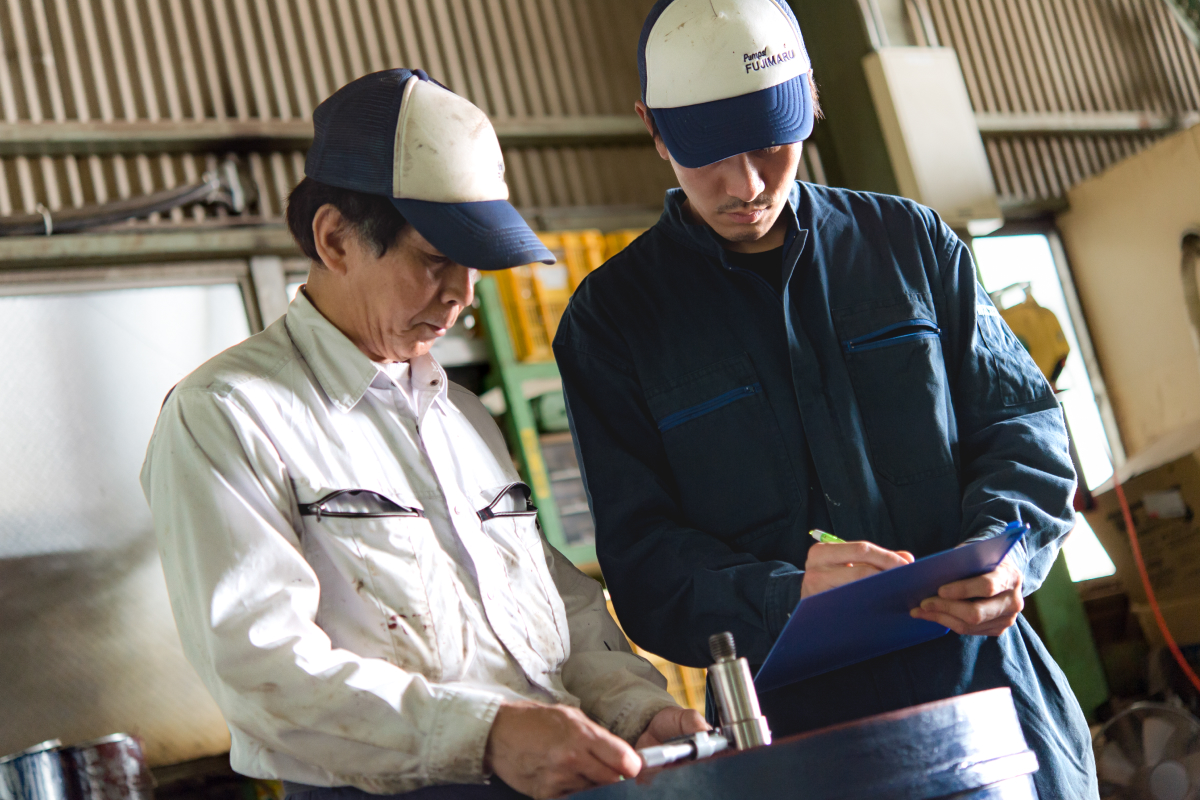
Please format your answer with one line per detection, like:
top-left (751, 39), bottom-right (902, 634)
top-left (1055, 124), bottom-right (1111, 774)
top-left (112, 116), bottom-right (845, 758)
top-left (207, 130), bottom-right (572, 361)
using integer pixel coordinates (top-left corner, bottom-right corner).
top-left (306, 69), bottom-right (554, 271)
top-left (638, 0), bottom-right (815, 168)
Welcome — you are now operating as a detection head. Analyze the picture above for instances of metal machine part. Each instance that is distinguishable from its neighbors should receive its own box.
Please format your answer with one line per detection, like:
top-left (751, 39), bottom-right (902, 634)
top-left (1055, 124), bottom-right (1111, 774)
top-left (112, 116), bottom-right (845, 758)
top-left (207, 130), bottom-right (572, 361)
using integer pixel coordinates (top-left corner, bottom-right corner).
top-left (708, 632), bottom-right (772, 750)
top-left (0, 159), bottom-right (253, 238)
top-left (0, 740), bottom-right (68, 800)
top-left (634, 631), bottom-right (770, 770)
top-left (61, 734), bottom-right (155, 800)
top-left (638, 730), bottom-right (730, 769)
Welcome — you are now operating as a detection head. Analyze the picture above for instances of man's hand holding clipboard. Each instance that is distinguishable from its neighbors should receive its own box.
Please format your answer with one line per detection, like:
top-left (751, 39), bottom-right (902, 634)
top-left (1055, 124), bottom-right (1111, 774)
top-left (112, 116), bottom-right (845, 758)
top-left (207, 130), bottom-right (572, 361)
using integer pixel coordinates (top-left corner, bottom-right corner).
top-left (803, 524), bottom-right (1027, 638)
top-left (755, 523), bottom-right (1030, 693)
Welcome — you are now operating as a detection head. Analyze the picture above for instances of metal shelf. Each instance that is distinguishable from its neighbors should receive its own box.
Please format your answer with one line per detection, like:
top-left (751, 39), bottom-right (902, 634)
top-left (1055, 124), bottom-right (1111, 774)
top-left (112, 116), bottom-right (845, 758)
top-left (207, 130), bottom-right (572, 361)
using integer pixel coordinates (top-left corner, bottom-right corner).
top-left (476, 276), bottom-right (597, 570)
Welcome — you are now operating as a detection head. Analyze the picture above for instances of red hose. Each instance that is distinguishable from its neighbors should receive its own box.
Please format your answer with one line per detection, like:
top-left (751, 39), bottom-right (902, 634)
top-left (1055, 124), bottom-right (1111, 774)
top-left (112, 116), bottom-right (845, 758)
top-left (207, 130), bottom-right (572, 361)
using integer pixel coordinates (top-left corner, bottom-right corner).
top-left (1113, 481), bottom-right (1200, 694)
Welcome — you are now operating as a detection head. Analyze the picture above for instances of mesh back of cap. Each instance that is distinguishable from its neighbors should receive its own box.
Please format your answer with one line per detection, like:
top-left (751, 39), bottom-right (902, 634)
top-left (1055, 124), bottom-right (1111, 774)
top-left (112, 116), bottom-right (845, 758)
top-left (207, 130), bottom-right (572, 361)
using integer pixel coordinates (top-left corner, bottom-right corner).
top-left (306, 70), bottom-right (412, 195)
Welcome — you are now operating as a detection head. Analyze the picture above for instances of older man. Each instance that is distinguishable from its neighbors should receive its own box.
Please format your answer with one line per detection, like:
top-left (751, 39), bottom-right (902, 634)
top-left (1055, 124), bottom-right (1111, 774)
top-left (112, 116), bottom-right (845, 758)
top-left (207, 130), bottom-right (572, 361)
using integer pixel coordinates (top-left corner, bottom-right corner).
top-left (553, 1), bottom-right (1097, 797)
top-left (141, 69), bottom-right (703, 800)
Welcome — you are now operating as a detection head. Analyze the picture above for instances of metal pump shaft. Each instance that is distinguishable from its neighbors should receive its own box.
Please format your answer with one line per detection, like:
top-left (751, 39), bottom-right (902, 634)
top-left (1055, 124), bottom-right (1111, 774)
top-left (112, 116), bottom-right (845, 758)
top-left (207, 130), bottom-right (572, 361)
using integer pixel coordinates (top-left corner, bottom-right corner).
top-left (707, 632), bottom-right (772, 750)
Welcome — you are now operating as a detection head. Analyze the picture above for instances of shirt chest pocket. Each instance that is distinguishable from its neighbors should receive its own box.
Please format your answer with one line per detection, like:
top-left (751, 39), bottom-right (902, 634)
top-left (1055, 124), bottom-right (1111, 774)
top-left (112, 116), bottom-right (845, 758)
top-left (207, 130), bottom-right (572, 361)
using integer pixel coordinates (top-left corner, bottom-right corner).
top-left (297, 489), bottom-right (444, 674)
top-left (476, 483), bottom-right (568, 669)
top-left (834, 293), bottom-right (956, 485)
top-left (644, 353), bottom-right (794, 541)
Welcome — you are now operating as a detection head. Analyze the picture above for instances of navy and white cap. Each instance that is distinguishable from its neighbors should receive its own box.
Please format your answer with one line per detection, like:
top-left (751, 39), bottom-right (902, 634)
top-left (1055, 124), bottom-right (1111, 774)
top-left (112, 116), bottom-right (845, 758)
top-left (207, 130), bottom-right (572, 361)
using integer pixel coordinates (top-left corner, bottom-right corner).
top-left (638, 0), bottom-right (815, 168)
top-left (306, 69), bottom-right (553, 270)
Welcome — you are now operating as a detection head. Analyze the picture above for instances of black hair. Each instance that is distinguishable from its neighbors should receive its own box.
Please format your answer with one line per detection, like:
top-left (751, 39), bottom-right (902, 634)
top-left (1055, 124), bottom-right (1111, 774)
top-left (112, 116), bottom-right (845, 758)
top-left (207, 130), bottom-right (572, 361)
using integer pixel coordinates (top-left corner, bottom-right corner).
top-left (285, 177), bottom-right (408, 267)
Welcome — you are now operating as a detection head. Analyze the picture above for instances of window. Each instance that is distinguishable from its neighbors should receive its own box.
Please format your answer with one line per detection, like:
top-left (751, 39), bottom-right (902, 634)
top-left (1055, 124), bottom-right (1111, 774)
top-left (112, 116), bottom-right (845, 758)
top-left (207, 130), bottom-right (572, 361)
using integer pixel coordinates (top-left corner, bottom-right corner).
top-left (0, 284), bottom-right (251, 559)
top-left (973, 234), bottom-right (1118, 582)
top-left (0, 279), bottom-right (252, 755)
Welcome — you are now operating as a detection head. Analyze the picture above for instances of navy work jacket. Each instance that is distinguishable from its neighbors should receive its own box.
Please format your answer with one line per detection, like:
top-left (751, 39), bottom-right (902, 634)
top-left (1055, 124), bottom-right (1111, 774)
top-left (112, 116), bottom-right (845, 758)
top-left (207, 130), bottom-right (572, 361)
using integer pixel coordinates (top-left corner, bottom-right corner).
top-left (553, 182), bottom-right (1097, 798)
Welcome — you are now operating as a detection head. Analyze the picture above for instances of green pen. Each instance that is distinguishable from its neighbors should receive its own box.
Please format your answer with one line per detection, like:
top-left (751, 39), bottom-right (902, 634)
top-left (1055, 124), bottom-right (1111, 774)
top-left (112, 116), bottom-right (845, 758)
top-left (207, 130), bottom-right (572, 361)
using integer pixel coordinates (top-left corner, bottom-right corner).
top-left (810, 529), bottom-right (845, 544)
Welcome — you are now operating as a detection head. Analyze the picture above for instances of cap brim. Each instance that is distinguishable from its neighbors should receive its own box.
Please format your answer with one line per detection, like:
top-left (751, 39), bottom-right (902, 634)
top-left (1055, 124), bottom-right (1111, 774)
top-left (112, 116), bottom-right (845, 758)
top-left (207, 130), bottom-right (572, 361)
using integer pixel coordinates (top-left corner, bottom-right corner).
top-left (391, 198), bottom-right (555, 270)
top-left (651, 73), bottom-right (814, 169)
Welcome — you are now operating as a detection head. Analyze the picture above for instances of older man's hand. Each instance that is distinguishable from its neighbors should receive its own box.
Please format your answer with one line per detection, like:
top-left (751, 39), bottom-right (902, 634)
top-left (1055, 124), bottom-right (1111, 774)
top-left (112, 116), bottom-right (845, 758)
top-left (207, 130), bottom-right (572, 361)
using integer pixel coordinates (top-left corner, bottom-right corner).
top-left (909, 558), bottom-right (1024, 637)
top-left (485, 701), bottom-right (641, 799)
top-left (634, 706), bottom-right (710, 749)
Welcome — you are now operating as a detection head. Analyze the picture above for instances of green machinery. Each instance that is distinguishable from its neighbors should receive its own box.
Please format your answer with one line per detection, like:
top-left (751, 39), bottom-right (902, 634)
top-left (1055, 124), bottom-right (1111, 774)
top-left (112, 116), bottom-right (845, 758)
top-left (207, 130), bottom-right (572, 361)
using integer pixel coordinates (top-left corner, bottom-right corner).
top-left (475, 276), bottom-right (596, 569)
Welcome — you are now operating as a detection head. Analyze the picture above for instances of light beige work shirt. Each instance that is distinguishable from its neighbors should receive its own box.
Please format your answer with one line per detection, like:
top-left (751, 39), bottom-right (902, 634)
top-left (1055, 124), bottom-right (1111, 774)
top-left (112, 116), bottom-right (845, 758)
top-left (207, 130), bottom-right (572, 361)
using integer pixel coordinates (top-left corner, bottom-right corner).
top-left (140, 291), bottom-right (674, 794)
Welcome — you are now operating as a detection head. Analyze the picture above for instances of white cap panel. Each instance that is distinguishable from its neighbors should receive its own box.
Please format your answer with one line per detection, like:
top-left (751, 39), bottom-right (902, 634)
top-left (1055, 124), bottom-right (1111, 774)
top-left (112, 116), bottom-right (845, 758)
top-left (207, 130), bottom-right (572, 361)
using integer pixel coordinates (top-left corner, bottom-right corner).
top-left (393, 79), bottom-right (509, 203)
top-left (644, 0), bottom-right (810, 109)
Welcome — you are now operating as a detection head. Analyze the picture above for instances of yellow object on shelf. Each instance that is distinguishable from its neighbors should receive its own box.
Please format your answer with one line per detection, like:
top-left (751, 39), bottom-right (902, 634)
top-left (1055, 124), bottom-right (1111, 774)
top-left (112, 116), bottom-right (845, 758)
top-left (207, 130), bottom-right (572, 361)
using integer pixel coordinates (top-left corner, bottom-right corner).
top-left (605, 596), bottom-right (707, 715)
top-left (562, 230), bottom-right (608, 288)
top-left (604, 229), bottom-right (646, 260)
top-left (495, 229), bottom-right (634, 362)
top-left (634, 647), bottom-right (709, 715)
top-left (252, 780), bottom-right (285, 800)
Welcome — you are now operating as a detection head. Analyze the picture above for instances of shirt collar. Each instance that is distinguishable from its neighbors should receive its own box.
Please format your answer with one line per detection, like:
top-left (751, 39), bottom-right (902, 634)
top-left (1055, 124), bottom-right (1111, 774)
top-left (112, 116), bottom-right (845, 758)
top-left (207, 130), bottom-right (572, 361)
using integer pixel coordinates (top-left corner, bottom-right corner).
top-left (369, 352), bottom-right (450, 420)
top-left (285, 289), bottom-right (391, 412)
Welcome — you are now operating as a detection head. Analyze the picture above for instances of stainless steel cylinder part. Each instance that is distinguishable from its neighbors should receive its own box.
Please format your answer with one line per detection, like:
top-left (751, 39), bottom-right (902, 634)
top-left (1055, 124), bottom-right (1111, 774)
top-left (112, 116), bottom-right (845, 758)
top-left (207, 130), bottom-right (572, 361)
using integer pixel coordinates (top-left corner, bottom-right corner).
top-left (0, 741), bottom-right (68, 800)
top-left (638, 742), bottom-right (696, 769)
top-left (708, 633), bottom-right (772, 750)
top-left (637, 730), bottom-right (730, 769)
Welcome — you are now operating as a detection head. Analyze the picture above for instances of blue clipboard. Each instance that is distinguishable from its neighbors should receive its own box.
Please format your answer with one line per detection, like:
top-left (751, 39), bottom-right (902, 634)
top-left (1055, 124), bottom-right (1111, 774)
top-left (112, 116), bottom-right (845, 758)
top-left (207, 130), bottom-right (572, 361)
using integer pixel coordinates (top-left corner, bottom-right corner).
top-left (754, 522), bottom-right (1029, 693)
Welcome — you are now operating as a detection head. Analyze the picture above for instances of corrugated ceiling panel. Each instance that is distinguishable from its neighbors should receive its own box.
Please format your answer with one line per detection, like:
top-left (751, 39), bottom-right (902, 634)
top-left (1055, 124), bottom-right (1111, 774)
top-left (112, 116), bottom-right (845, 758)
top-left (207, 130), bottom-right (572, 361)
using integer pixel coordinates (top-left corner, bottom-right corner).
top-left (915, 0), bottom-right (1200, 208)
top-left (0, 0), bottom-right (688, 221)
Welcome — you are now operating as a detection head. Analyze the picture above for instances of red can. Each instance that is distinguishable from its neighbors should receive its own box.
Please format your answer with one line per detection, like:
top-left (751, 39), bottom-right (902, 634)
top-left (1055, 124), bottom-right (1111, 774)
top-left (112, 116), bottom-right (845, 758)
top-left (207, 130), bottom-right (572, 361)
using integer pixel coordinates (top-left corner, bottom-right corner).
top-left (61, 736), bottom-right (153, 800)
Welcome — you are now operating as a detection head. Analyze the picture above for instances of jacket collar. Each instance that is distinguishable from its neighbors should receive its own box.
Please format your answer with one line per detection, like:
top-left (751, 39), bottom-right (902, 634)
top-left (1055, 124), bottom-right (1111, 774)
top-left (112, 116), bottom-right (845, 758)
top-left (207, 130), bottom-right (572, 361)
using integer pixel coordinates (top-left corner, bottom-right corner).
top-left (658, 181), bottom-right (807, 266)
top-left (285, 289), bottom-right (388, 413)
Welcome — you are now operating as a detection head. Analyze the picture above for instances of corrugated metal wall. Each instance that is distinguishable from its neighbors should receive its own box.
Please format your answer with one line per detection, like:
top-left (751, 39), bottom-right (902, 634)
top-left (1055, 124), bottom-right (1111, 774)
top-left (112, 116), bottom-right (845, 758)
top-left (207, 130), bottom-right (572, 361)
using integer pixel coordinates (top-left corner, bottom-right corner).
top-left (912, 0), bottom-right (1200, 208)
top-left (3, 1), bottom-right (1197, 220)
top-left (0, 0), bottom-right (688, 221)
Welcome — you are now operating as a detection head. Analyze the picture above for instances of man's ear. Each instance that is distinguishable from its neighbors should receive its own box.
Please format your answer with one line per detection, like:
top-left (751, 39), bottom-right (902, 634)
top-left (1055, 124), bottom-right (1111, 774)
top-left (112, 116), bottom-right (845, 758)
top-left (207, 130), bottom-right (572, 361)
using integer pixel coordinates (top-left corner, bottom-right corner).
top-left (312, 204), bottom-right (353, 276)
top-left (634, 100), bottom-right (671, 163)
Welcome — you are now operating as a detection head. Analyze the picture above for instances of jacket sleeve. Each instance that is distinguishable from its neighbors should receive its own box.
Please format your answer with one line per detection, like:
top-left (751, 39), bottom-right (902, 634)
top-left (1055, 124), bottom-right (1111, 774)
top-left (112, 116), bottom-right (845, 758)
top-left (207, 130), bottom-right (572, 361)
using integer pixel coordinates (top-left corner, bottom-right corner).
top-left (554, 312), bottom-right (805, 668)
top-left (140, 387), bottom-right (503, 790)
top-left (936, 223), bottom-right (1078, 594)
top-left (547, 543), bottom-right (679, 742)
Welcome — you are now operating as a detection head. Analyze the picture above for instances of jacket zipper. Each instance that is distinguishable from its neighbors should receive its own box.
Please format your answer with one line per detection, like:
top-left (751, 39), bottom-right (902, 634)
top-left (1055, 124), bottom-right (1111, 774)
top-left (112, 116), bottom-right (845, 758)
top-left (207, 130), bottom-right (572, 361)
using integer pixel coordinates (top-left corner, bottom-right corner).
top-left (657, 383), bottom-right (763, 433)
top-left (842, 319), bottom-right (940, 354)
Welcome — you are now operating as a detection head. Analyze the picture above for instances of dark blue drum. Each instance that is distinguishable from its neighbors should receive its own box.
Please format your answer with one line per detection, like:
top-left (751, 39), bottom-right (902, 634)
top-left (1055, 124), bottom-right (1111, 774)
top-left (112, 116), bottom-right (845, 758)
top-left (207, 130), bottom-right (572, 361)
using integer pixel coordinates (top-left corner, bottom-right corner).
top-left (0, 741), bottom-right (69, 800)
top-left (572, 688), bottom-right (1039, 800)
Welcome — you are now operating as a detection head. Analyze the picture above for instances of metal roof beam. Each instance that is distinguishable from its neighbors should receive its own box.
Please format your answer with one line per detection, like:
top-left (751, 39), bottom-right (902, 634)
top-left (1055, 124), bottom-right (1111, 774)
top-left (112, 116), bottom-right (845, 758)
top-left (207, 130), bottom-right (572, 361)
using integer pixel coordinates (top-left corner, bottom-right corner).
top-left (0, 225), bottom-right (299, 270)
top-left (0, 117), bottom-right (650, 157)
top-left (975, 111), bottom-right (1200, 136)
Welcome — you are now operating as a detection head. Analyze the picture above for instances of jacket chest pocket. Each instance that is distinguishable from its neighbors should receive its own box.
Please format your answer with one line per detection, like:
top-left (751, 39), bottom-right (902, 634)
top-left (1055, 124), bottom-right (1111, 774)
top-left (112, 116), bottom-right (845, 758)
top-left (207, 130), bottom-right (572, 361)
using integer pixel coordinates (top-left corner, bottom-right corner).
top-left (477, 483), bottom-right (568, 668)
top-left (644, 353), bottom-right (794, 541)
top-left (835, 295), bottom-right (956, 485)
top-left (297, 489), bottom-right (443, 674)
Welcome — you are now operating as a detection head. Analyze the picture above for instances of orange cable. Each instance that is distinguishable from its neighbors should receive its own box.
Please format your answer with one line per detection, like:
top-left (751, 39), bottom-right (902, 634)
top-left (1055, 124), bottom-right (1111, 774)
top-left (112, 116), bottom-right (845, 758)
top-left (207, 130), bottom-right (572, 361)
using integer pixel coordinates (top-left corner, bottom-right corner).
top-left (1113, 480), bottom-right (1200, 694)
